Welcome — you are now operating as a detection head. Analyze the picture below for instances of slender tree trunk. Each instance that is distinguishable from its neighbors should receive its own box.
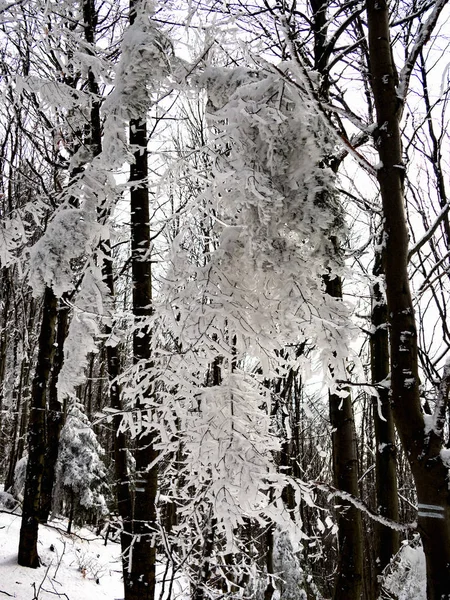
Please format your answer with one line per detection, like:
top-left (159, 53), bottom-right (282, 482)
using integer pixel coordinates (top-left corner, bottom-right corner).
top-left (39, 302), bottom-right (69, 523)
top-left (0, 267), bottom-right (11, 454)
top-left (366, 2), bottom-right (450, 598)
top-left (370, 250), bottom-right (399, 587)
top-left (82, 0), bottom-right (134, 586)
top-left (308, 3), bottom-right (364, 596)
top-left (327, 273), bottom-right (363, 600)
top-left (193, 359), bottom-right (222, 600)
top-left (125, 4), bottom-right (158, 598)
top-left (4, 299), bottom-right (25, 493)
top-left (101, 238), bottom-right (134, 588)
top-left (192, 515), bottom-right (216, 600)
top-left (127, 117), bottom-right (158, 600)
top-left (18, 286), bottom-right (57, 568)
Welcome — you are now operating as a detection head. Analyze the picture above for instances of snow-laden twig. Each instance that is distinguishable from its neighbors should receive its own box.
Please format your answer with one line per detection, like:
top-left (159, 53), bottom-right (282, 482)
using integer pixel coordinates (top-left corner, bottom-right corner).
top-left (312, 481), bottom-right (416, 532)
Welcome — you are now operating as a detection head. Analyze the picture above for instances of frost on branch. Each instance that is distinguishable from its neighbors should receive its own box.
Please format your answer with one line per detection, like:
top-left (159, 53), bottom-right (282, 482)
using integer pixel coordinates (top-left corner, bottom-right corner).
top-left (154, 66), bottom-right (352, 554)
top-left (172, 372), bottom-right (287, 542)
top-left (0, 201), bottom-right (46, 268)
top-left (102, 0), bottom-right (171, 168)
top-left (381, 536), bottom-right (426, 600)
top-left (28, 207), bottom-right (105, 297)
top-left (165, 68), bottom-right (353, 379)
top-left (272, 530), bottom-right (308, 600)
top-left (57, 265), bottom-right (110, 402)
top-left (28, 156), bottom-right (116, 298)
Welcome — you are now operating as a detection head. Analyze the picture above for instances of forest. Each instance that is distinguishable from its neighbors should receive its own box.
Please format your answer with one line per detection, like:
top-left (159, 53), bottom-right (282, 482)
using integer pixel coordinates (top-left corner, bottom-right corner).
top-left (0, 1), bottom-right (450, 599)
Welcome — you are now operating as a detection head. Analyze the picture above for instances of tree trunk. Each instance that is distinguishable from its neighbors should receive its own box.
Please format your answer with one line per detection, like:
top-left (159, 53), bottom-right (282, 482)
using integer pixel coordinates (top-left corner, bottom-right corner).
top-left (366, 2), bottom-right (450, 598)
top-left (39, 301), bottom-right (69, 523)
top-left (125, 4), bottom-right (158, 598)
top-left (327, 277), bottom-right (363, 600)
top-left (81, 0), bottom-right (135, 586)
top-left (18, 286), bottom-right (57, 568)
top-left (370, 250), bottom-right (399, 587)
top-left (127, 117), bottom-right (158, 600)
top-left (0, 267), bottom-right (11, 458)
top-left (308, 4), bottom-right (365, 596)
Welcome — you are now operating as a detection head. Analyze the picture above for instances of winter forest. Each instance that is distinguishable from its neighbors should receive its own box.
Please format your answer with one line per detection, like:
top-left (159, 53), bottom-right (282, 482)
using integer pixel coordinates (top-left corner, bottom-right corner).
top-left (1, 0), bottom-right (450, 599)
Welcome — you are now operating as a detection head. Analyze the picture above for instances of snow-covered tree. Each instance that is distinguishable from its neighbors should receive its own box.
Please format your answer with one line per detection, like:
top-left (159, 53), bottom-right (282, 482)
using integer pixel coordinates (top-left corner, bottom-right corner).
top-left (54, 402), bottom-right (108, 531)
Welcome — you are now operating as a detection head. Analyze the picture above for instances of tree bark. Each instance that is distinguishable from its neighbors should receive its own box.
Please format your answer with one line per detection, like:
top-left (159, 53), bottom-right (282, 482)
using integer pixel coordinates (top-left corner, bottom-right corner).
top-left (366, 2), bottom-right (450, 598)
top-left (126, 116), bottom-right (158, 600)
top-left (18, 286), bottom-right (57, 568)
top-left (0, 267), bottom-right (11, 458)
top-left (307, 4), bottom-right (365, 596)
top-left (83, 0), bottom-right (135, 583)
top-left (124, 4), bottom-right (158, 599)
top-left (370, 250), bottom-right (399, 586)
top-left (327, 273), bottom-right (363, 600)
top-left (39, 301), bottom-right (69, 523)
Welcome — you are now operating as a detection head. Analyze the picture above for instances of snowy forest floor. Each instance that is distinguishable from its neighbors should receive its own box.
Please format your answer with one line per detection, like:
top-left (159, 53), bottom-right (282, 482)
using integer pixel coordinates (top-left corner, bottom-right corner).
top-left (0, 510), bottom-right (188, 600)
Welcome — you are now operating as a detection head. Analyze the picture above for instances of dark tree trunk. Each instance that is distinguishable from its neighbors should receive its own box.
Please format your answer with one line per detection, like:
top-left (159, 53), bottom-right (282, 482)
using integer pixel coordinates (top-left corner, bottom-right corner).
top-left (39, 301), bottom-right (69, 523)
top-left (126, 114), bottom-right (158, 599)
top-left (0, 267), bottom-right (11, 455)
top-left (5, 273), bottom-right (36, 495)
top-left (193, 360), bottom-right (222, 600)
top-left (264, 522), bottom-right (275, 600)
top-left (82, 0), bottom-right (134, 586)
top-left (327, 273), bottom-right (363, 600)
top-left (18, 286), bottom-right (57, 568)
top-left (124, 4), bottom-right (158, 598)
top-left (366, 2), bottom-right (450, 598)
top-left (192, 515), bottom-right (216, 600)
top-left (370, 250), bottom-right (399, 587)
top-left (308, 3), bottom-right (364, 596)
top-left (67, 489), bottom-right (75, 535)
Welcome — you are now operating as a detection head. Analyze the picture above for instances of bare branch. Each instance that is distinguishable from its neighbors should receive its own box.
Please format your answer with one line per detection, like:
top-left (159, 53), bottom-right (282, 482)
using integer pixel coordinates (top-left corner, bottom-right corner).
top-left (397, 0), bottom-right (449, 103)
top-left (408, 202), bottom-right (450, 260)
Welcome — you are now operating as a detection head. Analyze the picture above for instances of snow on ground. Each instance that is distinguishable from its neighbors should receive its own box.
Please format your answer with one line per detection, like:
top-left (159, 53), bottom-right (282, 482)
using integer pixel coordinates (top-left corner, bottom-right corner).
top-left (0, 510), bottom-right (188, 599)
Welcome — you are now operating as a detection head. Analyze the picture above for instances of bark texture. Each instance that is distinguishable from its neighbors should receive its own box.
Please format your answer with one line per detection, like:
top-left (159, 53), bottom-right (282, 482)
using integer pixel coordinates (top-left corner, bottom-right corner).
top-left (309, 3), bottom-right (365, 596)
top-left (125, 4), bottom-right (158, 598)
top-left (366, 2), bottom-right (450, 598)
top-left (126, 111), bottom-right (158, 599)
top-left (39, 302), bottom-right (69, 523)
top-left (18, 286), bottom-right (57, 568)
top-left (327, 273), bottom-right (363, 600)
top-left (370, 252), bottom-right (399, 585)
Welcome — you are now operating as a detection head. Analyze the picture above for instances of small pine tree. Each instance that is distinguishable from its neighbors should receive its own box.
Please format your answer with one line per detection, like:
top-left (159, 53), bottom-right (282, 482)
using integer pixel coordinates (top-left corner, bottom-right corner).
top-left (54, 402), bottom-right (108, 530)
top-left (272, 530), bottom-right (307, 600)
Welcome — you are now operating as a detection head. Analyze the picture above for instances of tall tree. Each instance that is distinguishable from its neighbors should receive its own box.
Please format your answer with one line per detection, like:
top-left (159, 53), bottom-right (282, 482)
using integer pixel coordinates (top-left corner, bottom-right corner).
top-left (366, 1), bottom-right (450, 598)
top-left (18, 287), bottom-right (57, 567)
top-left (309, 3), bottom-right (364, 596)
top-left (370, 247), bottom-right (399, 587)
top-left (123, 2), bottom-right (159, 597)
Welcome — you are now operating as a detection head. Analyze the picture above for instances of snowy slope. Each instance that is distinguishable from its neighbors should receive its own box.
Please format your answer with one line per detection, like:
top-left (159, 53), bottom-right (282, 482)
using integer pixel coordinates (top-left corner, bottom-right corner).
top-left (0, 511), bottom-right (188, 600)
